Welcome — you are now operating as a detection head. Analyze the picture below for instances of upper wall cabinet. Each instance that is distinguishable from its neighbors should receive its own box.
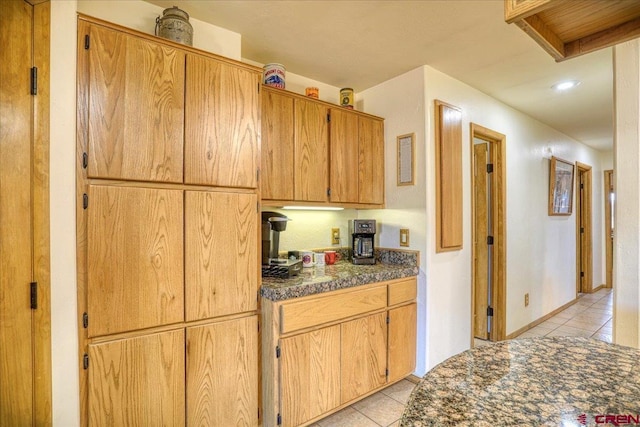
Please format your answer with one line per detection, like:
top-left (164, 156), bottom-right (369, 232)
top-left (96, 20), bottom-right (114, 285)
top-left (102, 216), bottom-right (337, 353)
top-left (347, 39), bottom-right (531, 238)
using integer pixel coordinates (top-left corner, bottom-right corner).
top-left (358, 115), bottom-right (385, 205)
top-left (261, 88), bottom-right (295, 200)
top-left (82, 22), bottom-right (260, 189)
top-left (261, 86), bottom-right (385, 208)
top-left (185, 54), bottom-right (260, 188)
top-left (85, 24), bottom-right (185, 183)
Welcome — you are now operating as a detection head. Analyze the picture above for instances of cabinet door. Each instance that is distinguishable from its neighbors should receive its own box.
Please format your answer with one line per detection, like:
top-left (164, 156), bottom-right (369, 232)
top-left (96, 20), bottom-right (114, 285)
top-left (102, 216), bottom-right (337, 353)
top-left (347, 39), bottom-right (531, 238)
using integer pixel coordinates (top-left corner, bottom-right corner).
top-left (329, 108), bottom-right (359, 203)
top-left (358, 116), bottom-right (385, 204)
top-left (185, 54), bottom-right (259, 188)
top-left (187, 316), bottom-right (258, 426)
top-left (341, 312), bottom-right (387, 403)
top-left (280, 325), bottom-right (340, 427)
top-left (388, 303), bottom-right (417, 382)
top-left (86, 24), bottom-right (185, 182)
top-left (87, 185), bottom-right (184, 336)
top-left (88, 330), bottom-right (185, 426)
top-left (294, 98), bottom-right (329, 202)
top-left (261, 89), bottom-right (295, 200)
top-left (185, 191), bottom-right (257, 321)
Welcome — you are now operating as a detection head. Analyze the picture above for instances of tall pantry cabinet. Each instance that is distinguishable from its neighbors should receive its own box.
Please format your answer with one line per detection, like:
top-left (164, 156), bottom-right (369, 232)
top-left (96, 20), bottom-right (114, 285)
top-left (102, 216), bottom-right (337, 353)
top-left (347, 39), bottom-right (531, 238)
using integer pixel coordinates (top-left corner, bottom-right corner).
top-left (76, 16), bottom-right (260, 426)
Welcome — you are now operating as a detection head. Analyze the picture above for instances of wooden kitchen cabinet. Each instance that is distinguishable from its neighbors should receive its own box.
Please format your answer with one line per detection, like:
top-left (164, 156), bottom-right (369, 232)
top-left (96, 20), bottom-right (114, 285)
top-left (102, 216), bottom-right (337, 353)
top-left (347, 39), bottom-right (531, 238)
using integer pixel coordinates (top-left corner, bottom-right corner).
top-left (340, 313), bottom-right (387, 403)
top-left (279, 325), bottom-right (341, 427)
top-left (329, 108), bottom-right (359, 203)
top-left (87, 185), bottom-right (184, 337)
top-left (85, 23), bottom-right (185, 183)
top-left (185, 190), bottom-right (258, 321)
top-left (358, 116), bottom-right (385, 205)
top-left (262, 277), bottom-right (417, 426)
top-left (261, 88), bottom-right (295, 200)
top-left (294, 97), bottom-right (330, 202)
top-left (77, 16), bottom-right (261, 427)
top-left (261, 88), bottom-right (329, 202)
top-left (261, 86), bottom-right (385, 208)
top-left (184, 54), bottom-right (260, 188)
top-left (388, 303), bottom-right (417, 383)
top-left (88, 329), bottom-right (185, 425)
top-left (186, 316), bottom-right (259, 426)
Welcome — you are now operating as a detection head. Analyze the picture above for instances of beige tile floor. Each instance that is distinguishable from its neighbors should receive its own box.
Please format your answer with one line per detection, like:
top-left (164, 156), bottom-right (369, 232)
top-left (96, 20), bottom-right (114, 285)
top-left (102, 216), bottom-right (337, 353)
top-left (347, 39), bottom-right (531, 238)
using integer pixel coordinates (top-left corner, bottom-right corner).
top-left (312, 288), bottom-right (613, 427)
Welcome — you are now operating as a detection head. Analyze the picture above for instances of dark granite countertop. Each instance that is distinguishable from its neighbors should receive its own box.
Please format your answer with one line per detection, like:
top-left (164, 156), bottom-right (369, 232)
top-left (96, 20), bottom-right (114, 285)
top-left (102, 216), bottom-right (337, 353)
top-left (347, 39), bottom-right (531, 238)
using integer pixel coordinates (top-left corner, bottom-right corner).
top-left (261, 249), bottom-right (419, 301)
top-left (401, 336), bottom-right (640, 426)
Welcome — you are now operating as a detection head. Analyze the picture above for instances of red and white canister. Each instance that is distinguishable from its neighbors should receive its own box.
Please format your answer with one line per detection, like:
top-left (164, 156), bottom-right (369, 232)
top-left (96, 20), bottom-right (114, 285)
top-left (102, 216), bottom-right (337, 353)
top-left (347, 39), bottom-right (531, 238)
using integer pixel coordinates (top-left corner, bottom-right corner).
top-left (263, 63), bottom-right (286, 89)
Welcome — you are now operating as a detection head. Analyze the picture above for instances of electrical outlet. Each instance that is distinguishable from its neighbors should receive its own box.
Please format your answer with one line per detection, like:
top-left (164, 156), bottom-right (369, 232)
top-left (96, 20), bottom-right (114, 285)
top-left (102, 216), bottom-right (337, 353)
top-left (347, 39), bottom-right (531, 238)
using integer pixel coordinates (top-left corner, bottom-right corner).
top-left (400, 229), bottom-right (410, 247)
top-left (525, 293), bottom-right (529, 307)
top-left (331, 228), bottom-right (340, 245)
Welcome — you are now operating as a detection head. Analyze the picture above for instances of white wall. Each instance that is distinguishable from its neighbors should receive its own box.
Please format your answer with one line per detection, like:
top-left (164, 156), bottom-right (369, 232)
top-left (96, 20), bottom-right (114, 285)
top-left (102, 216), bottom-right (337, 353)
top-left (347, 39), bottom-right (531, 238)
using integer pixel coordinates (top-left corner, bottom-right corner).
top-left (50, 3), bottom-right (80, 425)
top-left (359, 65), bottom-right (609, 372)
top-left (262, 208), bottom-right (356, 251)
top-left (613, 40), bottom-right (640, 347)
top-left (77, 0), bottom-right (241, 59)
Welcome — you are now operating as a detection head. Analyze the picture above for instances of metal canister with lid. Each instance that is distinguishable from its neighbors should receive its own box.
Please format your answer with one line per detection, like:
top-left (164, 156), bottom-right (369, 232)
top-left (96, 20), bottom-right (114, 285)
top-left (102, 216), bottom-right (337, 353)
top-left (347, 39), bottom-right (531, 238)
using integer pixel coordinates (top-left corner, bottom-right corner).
top-left (155, 6), bottom-right (193, 46)
top-left (340, 87), bottom-right (354, 109)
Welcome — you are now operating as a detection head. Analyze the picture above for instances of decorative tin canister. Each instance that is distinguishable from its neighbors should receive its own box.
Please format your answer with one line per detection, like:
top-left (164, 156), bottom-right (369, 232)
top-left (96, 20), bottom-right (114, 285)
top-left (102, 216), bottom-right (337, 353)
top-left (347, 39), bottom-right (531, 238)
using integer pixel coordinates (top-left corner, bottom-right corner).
top-left (305, 87), bottom-right (319, 98)
top-left (340, 87), bottom-right (354, 109)
top-left (155, 6), bottom-right (193, 46)
top-left (263, 63), bottom-right (286, 89)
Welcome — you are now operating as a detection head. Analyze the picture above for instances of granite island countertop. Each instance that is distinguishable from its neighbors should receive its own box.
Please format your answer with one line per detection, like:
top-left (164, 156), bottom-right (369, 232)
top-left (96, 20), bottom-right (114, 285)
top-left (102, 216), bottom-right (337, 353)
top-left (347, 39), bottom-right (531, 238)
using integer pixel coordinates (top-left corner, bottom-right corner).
top-left (401, 336), bottom-right (640, 426)
top-left (261, 249), bottom-right (419, 301)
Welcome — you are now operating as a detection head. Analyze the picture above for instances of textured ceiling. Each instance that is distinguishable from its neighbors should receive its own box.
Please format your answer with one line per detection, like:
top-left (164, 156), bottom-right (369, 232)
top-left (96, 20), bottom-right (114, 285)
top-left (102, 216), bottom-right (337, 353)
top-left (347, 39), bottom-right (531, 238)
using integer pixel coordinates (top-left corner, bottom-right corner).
top-left (147, 0), bottom-right (614, 151)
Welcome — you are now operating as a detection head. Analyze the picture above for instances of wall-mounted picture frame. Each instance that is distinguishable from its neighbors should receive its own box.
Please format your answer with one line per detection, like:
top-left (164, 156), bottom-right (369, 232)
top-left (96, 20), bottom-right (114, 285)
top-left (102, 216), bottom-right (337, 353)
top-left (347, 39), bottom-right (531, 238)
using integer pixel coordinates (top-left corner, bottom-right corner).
top-left (397, 133), bottom-right (415, 186)
top-left (549, 156), bottom-right (575, 216)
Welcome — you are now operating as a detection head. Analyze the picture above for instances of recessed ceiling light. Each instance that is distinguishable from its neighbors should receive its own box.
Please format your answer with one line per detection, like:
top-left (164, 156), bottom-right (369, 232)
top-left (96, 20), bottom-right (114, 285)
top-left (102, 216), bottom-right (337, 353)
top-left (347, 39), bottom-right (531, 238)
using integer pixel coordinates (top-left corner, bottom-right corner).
top-left (552, 80), bottom-right (581, 91)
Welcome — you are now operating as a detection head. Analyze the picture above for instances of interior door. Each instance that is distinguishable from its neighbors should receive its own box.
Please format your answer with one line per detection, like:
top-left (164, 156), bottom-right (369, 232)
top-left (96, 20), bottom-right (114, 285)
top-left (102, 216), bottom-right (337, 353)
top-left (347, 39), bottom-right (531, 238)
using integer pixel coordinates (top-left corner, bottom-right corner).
top-left (473, 142), bottom-right (490, 340)
top-left (1, 1), bottom-right (35, 422)
top-left (604, 170), bottom-right (615, 288)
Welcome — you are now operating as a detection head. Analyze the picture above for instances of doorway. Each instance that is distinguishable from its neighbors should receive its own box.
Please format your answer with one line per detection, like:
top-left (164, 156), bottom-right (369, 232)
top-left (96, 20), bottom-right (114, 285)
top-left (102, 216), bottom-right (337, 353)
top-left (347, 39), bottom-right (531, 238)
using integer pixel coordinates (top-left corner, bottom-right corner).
top-left (470, 124), bottom-right (506, 343)
top-left (604, 170), bottom-right (615, 288)
top-left (0, 0), bottom-right (51, 424)
top-left (575, 162), bottom-right (593, 294)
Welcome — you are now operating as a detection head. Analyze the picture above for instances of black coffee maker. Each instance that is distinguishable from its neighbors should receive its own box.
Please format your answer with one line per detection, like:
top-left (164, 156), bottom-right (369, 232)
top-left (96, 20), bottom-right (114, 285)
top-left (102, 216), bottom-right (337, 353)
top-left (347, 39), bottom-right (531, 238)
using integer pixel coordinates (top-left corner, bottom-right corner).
top-left (349, 219), bottom-right (376, 265)
top-left (261, 212), bottom-right (302, 278)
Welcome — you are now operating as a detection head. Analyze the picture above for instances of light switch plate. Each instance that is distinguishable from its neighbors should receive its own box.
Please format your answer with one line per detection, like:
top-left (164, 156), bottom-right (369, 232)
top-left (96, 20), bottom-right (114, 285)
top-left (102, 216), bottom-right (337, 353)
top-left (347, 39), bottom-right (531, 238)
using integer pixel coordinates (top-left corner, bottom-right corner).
top-left (400, 229), bottom-right (410, 247)
top-left (331, 228), bottom-right (340, 245)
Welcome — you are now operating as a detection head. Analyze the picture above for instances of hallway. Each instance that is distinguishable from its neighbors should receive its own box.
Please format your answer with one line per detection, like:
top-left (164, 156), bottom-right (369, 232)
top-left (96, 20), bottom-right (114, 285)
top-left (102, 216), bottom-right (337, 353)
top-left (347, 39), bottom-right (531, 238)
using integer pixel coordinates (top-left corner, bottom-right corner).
top-left (312, 288), bottom-right (613, 427)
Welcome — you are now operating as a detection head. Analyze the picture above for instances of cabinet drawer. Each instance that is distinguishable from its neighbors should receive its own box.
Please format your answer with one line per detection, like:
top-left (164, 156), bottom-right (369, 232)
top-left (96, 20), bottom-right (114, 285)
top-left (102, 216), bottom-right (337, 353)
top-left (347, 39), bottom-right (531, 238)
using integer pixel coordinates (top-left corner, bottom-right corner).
top-left (280, 286), bottom-right (386, 334)
top-left (388, 278), bottom-right (417, 306)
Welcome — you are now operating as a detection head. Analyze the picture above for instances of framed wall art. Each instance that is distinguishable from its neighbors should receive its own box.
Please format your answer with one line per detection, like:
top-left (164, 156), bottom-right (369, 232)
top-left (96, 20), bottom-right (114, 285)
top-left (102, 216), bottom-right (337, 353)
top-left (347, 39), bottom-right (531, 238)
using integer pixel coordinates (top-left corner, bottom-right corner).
top-left (397, 133), bottom-right (415, 186)
top-left (549, 156), bottom-right (575, 216)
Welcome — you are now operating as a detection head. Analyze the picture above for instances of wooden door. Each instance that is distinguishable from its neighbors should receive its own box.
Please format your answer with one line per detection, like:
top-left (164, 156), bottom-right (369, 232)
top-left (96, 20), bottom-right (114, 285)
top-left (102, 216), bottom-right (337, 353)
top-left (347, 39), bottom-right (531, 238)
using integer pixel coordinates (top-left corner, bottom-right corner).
top-left (473, 143), bottom-right (490, 340)
top-left (87, 185), bottom-right (184, 336)
top-left (1, 1), bottom-right (50, 424)
top-left (185, 191), bottom-right (257, 321)
top-left (186, 316), bottom-right (258, 426)
top-left (261, 88), bottom-right (295, 200)
top-left (85, 23), bottom-right (185, 182)
top-left (294, 98), bottom-right (329, 202)
top-left (340, 313), bottom-right (387, 403)
top-left (358, 116), bottom-right (385, 204)
top-left (604, 170), bottom-right (614, 288)
top-left (329, 108), bottom-right (359, 203)
top-left (575, 163), bottom-right (593, 294)
top-left (185, 55), bottom-right (259, 188)
top-left (388, 304), bottom-right (417, 382)
top-left (1, 0), bottom-right (34, 422)
top-left (88, 330), bottom-right (185, 425)
top-left (280, 325), bottom-right (340, 427)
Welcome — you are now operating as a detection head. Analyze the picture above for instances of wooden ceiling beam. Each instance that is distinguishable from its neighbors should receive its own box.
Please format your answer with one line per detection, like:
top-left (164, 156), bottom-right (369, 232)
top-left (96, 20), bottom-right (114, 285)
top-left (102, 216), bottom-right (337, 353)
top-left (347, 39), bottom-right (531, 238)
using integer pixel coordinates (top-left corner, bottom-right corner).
top-left (563, 15), bottom-right (640, 60)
